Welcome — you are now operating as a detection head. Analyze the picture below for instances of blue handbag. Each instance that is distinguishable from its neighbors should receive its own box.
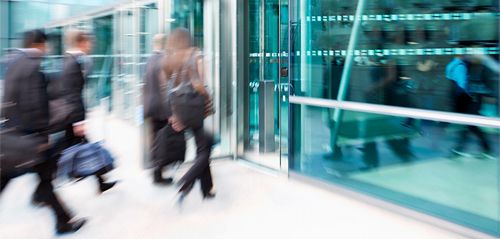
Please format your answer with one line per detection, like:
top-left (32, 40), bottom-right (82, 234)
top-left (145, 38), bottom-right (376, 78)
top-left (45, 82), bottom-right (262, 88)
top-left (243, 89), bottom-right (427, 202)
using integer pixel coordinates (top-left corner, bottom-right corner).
top-left (58, 141), bottom-right (114, 178)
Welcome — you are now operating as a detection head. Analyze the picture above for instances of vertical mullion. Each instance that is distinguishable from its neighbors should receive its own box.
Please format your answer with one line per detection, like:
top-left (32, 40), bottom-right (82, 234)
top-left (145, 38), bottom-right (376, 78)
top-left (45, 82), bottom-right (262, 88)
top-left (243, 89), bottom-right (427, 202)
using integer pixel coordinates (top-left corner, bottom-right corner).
top-left (330, 0), bottom-right (366, 154)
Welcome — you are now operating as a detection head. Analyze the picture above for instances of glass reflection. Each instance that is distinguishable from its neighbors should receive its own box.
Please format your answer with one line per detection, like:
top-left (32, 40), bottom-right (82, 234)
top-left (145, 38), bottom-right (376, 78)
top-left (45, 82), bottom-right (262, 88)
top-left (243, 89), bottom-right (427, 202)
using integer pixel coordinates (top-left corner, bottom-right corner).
top-left (291, 0), bottom-right (499, 117)
top-left (290, 104), bottom-right (500, 235)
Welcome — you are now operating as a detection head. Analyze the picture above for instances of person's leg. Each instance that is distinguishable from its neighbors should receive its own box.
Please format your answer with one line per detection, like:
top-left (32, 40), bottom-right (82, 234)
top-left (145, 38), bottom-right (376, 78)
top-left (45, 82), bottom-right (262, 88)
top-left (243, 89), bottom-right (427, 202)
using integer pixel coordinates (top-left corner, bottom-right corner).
top-left (33, 160), bottom-right (71, 222)
top-left (361, 142), bottom-right (379, 169)
top-left (386, 138), bottom-right (414, 162)
top-left (452, 91), bottom-right (469, 152)
top-left (325, 116), bottom-right (343, 160)
top-left (0, 176), bottom-right (12, 193)
top-left (468, 125), bottom-right (491, 152)
top-left (152, 120), bottom-right (174, 184)
top-left (95, 173), bottom-right (116, 193)
top-left (199, 166), bottom-right (214, 198)
top-left (178, 128), bottom-right (213, 193)
top-left (465, 96), bottom-right (492, 154)
top-left (33, 156), bottom-right (57, 205)
top-left (33, 160), bottom-right (86, 234)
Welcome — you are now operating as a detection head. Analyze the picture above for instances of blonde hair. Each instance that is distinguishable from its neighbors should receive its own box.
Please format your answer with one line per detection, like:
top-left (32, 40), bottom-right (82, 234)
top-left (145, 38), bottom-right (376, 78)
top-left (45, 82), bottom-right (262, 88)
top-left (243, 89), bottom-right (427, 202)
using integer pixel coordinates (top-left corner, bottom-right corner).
top-left (65, 29), bottom-right (91, 49)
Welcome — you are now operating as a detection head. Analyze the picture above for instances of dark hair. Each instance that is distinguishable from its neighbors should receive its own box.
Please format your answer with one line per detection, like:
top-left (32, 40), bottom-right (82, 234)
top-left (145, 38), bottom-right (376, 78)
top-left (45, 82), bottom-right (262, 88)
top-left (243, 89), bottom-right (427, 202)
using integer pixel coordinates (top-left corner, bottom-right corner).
top-left (168, 28), bottom-right (193, 50)
top-left (23, 29), bottom-right (47, 48)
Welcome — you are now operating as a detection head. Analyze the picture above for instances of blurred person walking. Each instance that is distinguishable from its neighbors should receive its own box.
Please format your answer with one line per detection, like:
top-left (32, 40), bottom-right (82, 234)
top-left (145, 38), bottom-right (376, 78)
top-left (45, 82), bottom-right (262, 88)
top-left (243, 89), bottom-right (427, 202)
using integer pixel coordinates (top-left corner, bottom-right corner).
top-left (162, 28), bottom-right (216, 203)
top-left (144, 34), bottom-right (185, 185)
top-left (446, 55), bottom-right (493, 159)
top-left (58, 29), bottom-right (116, 193)
top-left (0, 29), bottom-right (86, 235)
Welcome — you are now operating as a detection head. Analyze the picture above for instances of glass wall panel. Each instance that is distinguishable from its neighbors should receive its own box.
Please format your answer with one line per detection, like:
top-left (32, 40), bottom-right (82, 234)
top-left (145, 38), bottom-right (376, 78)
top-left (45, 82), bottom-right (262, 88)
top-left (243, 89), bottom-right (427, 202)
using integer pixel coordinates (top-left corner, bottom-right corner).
top-left (290, 0), bottom-right (358, 99)
top-left (244, 0), bottom-right (288, 169)
top-left (89, 15), bottom-right (114, 109)
top-left (291, 0), bottom-right (500, 117)
top-left (4, 0), bottom-right (125, 50)
top-left (279, 0), bottom-right (289, 161)
top-left (248, 0), bottom-right (262, 149)
top-left (113, 9), bottom-right (137, 122)
top-left (169, 0), bottom-right (204, 48)
top-left (139, 3), bottom-right (159, 78)
top-left (10, 2), bottom-right (53, 37)
top-left (289, 104), bottom-right (500, 236)
top-left (289, 1), bottom-right (500, 234)
top-left (0, 0), bottom-right (11, 57)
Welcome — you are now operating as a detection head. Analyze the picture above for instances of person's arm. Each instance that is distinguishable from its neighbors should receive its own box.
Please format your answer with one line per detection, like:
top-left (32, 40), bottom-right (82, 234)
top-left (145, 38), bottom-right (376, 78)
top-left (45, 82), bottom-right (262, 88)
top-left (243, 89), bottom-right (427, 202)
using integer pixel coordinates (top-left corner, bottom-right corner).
top-left (454, 63), bottom-right (468, 91)
top-left (197, 55), bottom-right (205, 84)
top-left (68, 58), bottom-right (87, 136)
top-left (195, 53), bottom-right (214, 117)
top-left (192, 52), bottom-right (209, 97)
top-left (367, 63), bottom-right (397, 93)
top-left (162, 54), bottom-right (185, 131)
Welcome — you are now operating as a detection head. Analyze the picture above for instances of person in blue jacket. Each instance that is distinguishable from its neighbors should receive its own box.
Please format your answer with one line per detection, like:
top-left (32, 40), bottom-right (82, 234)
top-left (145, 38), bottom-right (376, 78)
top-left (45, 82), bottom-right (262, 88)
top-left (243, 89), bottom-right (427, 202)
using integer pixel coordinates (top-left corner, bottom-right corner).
top-left (446, 55), bottom-right (492, 159)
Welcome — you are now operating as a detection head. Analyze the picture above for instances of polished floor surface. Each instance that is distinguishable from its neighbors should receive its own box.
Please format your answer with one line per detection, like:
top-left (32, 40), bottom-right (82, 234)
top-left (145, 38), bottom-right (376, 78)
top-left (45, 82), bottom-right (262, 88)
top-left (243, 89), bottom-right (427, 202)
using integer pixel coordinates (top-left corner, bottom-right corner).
top-left (0, 110), bottom-right (470, 239)
top-left (0, 160), bottom-right (470, 239)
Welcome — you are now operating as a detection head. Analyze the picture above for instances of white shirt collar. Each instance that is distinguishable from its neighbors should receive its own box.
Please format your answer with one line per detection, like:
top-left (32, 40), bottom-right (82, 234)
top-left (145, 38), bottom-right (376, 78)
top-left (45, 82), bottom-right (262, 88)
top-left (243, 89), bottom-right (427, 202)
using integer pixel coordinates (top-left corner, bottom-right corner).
top-left (66, 49), bottom-right (85, 55)
top-left (16, 48), bottom-right (44, 58)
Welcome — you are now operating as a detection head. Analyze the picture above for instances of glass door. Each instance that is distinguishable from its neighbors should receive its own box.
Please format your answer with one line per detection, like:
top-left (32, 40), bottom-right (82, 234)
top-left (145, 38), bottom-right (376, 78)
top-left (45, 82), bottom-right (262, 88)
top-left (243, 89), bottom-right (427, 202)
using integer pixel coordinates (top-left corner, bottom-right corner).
top-left (245, 0), bottom-right (288, 170)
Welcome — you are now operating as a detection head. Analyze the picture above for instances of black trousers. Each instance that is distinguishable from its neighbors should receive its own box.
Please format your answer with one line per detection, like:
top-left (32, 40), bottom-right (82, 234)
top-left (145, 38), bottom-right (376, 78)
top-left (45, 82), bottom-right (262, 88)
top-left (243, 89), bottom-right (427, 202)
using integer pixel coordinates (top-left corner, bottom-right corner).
top-left (452, 85), bottom-right (490, 152)
top-left (178, 127), bottom-right (213, 196)
top-left (1, 158), bottom-right (72, 225)
top-left (152, 119), bottom-right (169, 178)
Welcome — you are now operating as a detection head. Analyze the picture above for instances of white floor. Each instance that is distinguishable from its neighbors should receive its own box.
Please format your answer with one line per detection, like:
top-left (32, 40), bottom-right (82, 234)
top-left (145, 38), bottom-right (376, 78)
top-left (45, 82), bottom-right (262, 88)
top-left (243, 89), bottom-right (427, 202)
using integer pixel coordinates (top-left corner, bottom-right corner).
top-left (0, 109), bottom-right (472, 239)
top-left (0, 159), bottom-right (472, 239)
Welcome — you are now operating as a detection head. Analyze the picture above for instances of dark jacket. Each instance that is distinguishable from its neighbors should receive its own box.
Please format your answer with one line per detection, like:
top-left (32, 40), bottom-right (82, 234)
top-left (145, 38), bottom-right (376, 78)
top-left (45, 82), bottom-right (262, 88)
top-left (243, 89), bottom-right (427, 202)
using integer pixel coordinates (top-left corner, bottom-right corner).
top-left (143, 52), bottom-right (168, 121)
top-left (60, 53), bottom-right (86, 124)
top-left (1, 49), bottom-right (49, 134)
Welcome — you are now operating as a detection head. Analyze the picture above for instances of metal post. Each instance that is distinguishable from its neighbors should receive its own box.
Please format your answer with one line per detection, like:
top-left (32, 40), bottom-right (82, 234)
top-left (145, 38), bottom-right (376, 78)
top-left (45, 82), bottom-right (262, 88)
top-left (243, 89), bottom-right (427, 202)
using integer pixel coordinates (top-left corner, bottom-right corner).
top-left (330, 0), bottom-right (366, 155)
top-left (259, 80), bottom-right (276, 152)
top-left (158, 0), bottom-right (165, 33)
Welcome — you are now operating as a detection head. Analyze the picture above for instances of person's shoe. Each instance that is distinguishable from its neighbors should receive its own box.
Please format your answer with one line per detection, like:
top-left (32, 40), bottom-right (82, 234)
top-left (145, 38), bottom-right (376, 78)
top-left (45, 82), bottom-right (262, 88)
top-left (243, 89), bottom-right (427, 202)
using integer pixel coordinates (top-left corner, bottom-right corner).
top-left (153, 177), bottom-right (174, 186)
top-left (176, 192), bottom-right (187, 208)
top-left (99, 181), bottom-right (117, 194)
top-left (178, 182), bottom-right (194, 195)
top-left (203, 189), bottom-right (216, 200)
top-left (451, 148), bottom-right (470, 158)
top-left (480, 151), bottom-right (496, 160)
top-left (322, 151), bottom-right (343, 161)
top-left (401, 121), bottom-right (424, 135)
top-left (31, 195), bottom-right (48, 207)
top-left (176, 182), bottom-right (194, 206)
top-left (56, 218), bottom-right (87, 235)
top-left (401, 121), bottom-right (413, 129)
top-left (175, 185), bottom-right (192, 208)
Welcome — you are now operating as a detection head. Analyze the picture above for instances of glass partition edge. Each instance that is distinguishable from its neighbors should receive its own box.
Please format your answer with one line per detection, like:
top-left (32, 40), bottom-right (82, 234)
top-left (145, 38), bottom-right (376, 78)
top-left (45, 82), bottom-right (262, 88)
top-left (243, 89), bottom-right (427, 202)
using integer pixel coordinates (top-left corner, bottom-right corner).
top-left (290, 96), bottom-right (500, 128)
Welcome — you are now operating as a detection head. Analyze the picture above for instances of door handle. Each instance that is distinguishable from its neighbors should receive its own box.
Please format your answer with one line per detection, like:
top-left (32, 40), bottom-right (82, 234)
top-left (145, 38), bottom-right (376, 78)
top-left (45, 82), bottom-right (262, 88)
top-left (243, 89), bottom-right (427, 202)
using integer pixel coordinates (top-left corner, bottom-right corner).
top-left (280, 67), bottom-right (288, 77)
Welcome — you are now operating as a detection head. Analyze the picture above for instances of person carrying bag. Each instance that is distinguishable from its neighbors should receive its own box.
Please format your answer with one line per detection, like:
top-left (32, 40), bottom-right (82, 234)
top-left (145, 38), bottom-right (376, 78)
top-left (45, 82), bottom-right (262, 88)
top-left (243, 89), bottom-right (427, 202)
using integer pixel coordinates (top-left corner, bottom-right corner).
top-left (57, 139), bottom-right (115, 180)
top-left (163, 28), bottom-right (216, 204)
top-left (167, 50), bottom-right (214, 129)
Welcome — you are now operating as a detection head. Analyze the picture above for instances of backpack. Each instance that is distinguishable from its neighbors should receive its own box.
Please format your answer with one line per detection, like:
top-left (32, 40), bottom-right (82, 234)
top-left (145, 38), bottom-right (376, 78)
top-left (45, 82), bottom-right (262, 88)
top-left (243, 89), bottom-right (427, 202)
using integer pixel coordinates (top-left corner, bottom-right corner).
top-left (167, 51), bottom-right (208, 129)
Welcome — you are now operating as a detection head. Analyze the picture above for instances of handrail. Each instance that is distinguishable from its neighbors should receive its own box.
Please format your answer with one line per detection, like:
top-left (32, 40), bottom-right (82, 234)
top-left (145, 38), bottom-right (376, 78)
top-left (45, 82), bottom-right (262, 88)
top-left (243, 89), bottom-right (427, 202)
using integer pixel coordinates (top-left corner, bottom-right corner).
top-left (290, 96), bottom-right (500, 129)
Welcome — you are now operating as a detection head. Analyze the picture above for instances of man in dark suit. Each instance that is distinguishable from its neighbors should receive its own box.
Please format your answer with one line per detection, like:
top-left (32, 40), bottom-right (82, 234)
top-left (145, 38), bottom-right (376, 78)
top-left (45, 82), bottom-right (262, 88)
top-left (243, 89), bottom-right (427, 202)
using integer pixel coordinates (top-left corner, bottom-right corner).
top-left (60, 30), bottom-right (116, 193)
top-left (143, 34), bottom-right (183, 185)
top-left (0, 29), bottom-right (86, 235)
